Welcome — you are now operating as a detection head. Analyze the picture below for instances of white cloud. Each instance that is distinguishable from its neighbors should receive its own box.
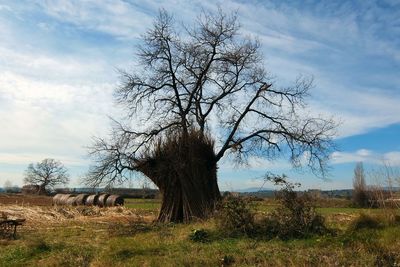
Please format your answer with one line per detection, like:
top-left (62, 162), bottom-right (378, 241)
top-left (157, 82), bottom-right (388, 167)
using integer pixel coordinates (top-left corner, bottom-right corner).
top-left (0, 71), bottom-right (114, 168)
top-left (0, 152), bottom-right (87, 166)
top-left (0, 46), bottom-right (114, 83)
top-left (383, 152), bottom-right (400, 165)
top-left (0, 4), bottom-right (11, 12)
top-left (35, 0), bottom-right (152, 39)
top-left (331, 149), bottom-right (400, 166)
top-left (310, 84), bottom-right (400, 138)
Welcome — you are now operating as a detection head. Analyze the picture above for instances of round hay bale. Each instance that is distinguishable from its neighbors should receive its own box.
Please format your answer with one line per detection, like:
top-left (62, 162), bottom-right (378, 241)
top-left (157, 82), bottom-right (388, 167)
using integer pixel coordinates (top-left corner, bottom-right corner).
top-left (54, 194), bottom-right (74, 205)
top-left (85, 194), bottom-right (99, 206)
top-left (105, 195), bottom-right (124, 207)
top-left (74, 194), bottom-right (90, 206)
top-left (53, 194), bottom-right (64, 205)
top-left (97, 194), bottom-right (110, 207)
top-left (66, 196), bottom-right (77, 206)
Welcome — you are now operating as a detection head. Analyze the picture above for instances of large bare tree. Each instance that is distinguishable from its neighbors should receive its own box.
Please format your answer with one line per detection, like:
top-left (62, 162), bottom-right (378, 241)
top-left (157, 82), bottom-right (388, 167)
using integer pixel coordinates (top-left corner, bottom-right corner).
top-left (87, 10), bottom-right (336, 222)
top-left (24, 158), bottom-right (69, 195)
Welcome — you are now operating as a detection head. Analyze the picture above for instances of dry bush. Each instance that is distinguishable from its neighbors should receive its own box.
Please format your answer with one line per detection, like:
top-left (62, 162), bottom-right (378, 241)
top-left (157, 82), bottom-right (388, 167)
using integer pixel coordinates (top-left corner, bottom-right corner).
top-left (349, 211), bottom-right (400, 233)
top-left (347, 213), bottom-right (384, 231)
top-left (368, 161), bottom-right (400, 209)
top-left (259, 175), bottom-right (329, 239)
top-left (215, 194), bottom-right (255, 237)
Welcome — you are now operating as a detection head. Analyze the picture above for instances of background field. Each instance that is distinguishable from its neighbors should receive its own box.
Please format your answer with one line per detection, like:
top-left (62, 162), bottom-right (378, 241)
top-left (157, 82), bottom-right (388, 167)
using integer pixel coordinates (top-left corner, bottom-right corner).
top-left (1, 194), bottom-right (400, 266)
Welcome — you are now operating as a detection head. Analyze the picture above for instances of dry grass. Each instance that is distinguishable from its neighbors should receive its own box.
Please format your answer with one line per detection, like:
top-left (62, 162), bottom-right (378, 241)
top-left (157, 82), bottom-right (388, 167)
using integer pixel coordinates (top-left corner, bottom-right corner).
top-left (0, 204), bottom-right (155, 229)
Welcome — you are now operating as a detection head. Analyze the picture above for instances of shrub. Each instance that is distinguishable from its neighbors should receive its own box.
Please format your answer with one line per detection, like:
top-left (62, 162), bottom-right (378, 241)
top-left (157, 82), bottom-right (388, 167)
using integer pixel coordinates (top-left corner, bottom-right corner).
top-left (215, 194), bottom-right (255, 237)
top-left (348, 213), bottom-right (384, 231)
top-left (189, 229), bottom-right (209, 243)
top-left (259, 175), bottom-right (329, 239)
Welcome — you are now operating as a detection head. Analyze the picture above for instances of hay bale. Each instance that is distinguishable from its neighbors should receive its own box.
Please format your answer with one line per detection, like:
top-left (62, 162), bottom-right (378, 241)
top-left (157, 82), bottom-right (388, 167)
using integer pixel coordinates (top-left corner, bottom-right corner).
top-left (66, 196), bottom-right (77, 206)
top-left (105, 195), bottom-right (124, 207)
top-left (97, 194), bottom-right (110, 207)
top-left (53, 194), bottom-right (75, 205)
top-left (74, 194), bottom-right (90, 206)
top-left (53, 194), bottom-right (64, 205)
top-left (85, 195), bottom-right (99, 206)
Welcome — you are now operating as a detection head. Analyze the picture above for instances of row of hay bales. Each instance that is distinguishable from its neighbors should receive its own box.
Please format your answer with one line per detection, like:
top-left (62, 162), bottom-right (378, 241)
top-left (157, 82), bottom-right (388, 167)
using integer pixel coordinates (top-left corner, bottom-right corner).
top-left (53, 193), bottom-right (124, 207)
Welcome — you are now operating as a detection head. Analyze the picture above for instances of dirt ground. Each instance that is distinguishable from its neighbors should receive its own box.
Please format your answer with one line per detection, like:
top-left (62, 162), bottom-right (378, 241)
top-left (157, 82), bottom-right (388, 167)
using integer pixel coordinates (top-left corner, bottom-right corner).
top-left (0, 194), bottom-right (52, 206)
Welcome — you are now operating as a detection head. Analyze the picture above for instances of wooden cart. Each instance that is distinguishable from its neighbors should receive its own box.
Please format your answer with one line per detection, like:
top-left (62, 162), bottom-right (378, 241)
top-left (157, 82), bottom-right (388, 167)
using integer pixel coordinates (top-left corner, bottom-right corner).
top-left (0, 218), bottom-right (25, 239)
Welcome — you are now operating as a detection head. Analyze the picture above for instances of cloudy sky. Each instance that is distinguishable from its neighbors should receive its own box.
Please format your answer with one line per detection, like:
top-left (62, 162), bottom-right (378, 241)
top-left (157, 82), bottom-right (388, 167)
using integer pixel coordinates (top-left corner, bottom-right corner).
top-left (0, 0), bottom-right (399, 190)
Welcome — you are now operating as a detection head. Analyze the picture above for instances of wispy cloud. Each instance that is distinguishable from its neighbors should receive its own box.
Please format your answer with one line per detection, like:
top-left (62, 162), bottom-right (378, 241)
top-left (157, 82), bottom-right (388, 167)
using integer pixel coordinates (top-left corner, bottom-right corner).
top-left (34, 0), bottom-right (152, 39)
top-left (332, 149), bottom-right (400, 166)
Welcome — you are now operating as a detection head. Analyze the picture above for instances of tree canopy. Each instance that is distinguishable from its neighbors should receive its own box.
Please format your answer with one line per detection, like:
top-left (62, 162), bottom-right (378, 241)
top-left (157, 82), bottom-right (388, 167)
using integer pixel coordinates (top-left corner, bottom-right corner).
top-left (24, 158), bottom-right (69, 194)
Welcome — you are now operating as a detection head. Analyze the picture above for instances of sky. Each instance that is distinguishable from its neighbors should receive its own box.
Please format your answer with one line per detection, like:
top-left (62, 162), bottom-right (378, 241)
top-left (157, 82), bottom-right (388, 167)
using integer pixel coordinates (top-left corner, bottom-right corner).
top-left (0, 0), bottom-right (399, 191)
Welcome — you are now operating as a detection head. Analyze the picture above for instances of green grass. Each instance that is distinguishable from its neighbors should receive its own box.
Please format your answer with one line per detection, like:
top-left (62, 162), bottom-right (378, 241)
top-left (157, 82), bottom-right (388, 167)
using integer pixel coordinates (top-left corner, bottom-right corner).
top-left (1, 200), bottom-right (400, 266)
top-left (124, 198), bottom-right (161, 211)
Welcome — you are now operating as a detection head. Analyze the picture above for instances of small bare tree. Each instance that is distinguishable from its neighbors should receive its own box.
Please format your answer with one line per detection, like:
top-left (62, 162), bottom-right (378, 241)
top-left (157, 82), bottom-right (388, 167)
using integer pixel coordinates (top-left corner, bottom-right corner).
top-left (368, 161), bottom-right (400, 209)
top-left (352, 162), bottom-right (368, 207)
top-left (24, 158), bottom-right (69, 195)
top-left (87, 9), bottom-right (336, 222)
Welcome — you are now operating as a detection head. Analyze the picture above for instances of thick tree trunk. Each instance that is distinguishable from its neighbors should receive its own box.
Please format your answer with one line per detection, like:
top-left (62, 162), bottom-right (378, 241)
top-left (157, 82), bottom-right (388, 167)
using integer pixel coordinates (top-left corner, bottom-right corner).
top-left (136, 131), bottom-right (221, 223)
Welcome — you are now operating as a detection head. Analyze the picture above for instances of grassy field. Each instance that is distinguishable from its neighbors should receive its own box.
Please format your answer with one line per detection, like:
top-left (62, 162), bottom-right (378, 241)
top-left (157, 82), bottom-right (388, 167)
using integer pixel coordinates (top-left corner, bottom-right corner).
top-left (1, 196), bottom-right (400, 266)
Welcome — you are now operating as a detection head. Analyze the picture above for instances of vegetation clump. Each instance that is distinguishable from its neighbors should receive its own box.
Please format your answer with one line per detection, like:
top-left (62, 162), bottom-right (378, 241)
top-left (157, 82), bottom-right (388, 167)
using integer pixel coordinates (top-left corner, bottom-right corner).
top-left (215, 176), bottom-right (330, 240)
top-left (189, 229), bottom-right (209, 243)
top-left (348, 213), bottom-right (385, 231)
top-left (215, 194), bottom-right (256, 237)
top-left (262, 176), bottom-right (329, 239)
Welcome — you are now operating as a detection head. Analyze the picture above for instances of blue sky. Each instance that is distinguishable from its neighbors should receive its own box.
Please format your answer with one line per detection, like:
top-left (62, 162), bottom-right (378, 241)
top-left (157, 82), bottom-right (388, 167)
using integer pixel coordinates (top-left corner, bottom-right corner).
top-left (0, 0), bottom-right (399, 190)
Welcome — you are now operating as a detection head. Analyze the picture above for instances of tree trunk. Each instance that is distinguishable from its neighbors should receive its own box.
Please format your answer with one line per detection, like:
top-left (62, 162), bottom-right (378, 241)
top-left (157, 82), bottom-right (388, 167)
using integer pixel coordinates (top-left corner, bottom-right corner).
top-left (38, 184), bottom-right (47, 195)
top-left (136, 131), bottom-right (221, 223)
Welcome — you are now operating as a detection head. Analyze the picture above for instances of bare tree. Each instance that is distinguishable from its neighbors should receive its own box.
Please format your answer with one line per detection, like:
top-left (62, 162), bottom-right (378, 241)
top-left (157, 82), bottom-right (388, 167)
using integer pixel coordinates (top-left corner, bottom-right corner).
top-left (368, 160), bottom-right (400, 209)
top-left (352, 162), bottom-right (368, 207)
top-left (87, 9), bottom-right (336, 222)
top-left (24, 158), bottom-right (69, 195)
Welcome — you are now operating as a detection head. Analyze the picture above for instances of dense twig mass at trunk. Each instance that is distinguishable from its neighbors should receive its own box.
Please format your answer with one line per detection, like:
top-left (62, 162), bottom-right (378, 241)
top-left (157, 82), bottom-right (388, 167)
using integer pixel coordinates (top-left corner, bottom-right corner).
top-left (136, 131), bottom-right (220, 222)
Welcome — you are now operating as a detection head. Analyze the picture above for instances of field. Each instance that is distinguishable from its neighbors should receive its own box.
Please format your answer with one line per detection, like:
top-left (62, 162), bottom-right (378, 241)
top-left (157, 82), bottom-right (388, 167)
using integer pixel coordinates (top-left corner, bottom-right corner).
top-left (1, 194), bottom-right (400, 266)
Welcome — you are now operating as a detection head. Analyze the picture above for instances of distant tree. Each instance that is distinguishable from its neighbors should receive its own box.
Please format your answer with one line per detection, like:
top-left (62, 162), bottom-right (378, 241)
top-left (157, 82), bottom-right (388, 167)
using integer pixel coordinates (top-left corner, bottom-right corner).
top-left (3, 180), bottom-right (13, 193)
top-left (87, 9), bottom-right (336, 222)
top-left (352, 162), bottom-right (368, 207)
top-left (24, 158), bottom-right (69, 195)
